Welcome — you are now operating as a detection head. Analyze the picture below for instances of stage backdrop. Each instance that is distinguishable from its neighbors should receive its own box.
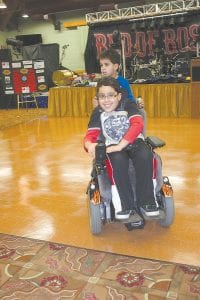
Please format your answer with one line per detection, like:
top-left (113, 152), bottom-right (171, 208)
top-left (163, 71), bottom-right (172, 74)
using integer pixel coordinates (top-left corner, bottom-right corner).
top-left (84, 12), bottom-right (200, 75)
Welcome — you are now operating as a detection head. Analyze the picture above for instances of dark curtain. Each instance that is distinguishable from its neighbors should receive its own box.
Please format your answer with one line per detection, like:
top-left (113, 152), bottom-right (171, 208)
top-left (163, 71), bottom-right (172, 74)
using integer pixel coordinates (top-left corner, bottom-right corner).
top-left (22, 43), bottom-right (59, 88)
top-left (84, 28), bottom-right (100, 74)
top-left (0, 48), bottom-right (16, 108)
top-left (84, 23), bottom-right (122, 74)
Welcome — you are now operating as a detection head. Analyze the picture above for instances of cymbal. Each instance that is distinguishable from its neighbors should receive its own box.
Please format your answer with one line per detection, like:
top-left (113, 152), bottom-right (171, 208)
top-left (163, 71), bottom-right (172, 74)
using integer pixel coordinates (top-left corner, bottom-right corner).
top-left (154, 48), bottom-right (162, 53)
top-left (132, 51), bottom-right (141, 54)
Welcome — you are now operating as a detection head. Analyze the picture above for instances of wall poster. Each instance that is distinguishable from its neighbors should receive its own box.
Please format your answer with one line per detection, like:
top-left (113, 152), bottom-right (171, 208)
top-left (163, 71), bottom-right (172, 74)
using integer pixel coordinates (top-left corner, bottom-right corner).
top-left (0, 59), bottom-right (47, 95)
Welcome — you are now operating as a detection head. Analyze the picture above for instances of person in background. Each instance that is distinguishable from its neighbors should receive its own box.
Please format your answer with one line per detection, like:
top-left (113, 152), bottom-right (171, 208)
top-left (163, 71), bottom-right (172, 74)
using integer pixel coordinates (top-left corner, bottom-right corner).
top-left (84, 76), bottom-right (159, 220)
top-left (98, 48), bottom-right (146, 136)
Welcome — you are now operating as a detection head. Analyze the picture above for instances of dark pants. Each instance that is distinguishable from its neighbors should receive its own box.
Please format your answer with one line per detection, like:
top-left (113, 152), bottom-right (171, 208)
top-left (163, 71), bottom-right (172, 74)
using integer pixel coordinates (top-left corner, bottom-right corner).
top-left (107, 139), bottom-right (156, 211)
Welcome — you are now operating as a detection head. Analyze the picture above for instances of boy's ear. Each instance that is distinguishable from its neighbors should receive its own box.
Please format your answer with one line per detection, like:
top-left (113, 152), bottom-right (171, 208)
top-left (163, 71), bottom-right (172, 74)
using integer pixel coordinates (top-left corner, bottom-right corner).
top-left (114, 63), bottom-right (119, 71)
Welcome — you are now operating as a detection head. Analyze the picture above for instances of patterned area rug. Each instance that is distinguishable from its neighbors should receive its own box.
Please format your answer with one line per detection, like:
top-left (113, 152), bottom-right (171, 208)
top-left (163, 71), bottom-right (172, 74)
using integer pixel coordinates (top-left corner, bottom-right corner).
top-left (0, 108), bottom-right (48, 130)
top-left (0, 234), bottom-right (199, 299)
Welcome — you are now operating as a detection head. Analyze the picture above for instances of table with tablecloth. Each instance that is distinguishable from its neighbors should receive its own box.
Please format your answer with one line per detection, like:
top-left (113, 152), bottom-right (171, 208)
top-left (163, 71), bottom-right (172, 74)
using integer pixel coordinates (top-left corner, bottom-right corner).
top-left (48, 86), bottom-right (96, 117)
top-left (48, 83), bottom-right (197, 118)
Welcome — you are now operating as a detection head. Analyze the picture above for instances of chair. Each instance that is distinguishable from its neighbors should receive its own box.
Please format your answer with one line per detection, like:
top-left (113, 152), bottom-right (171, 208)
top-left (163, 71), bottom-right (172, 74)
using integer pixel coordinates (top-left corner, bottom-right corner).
top-left (17, 93), bottom-right (38, 110)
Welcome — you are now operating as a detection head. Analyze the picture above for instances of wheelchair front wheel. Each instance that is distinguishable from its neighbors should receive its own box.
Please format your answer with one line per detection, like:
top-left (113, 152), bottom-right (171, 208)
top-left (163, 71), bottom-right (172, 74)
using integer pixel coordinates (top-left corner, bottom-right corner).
top-left (89, 202), bottom-right (102, 235)
top-left (159, 196), bottom-right (175, 227)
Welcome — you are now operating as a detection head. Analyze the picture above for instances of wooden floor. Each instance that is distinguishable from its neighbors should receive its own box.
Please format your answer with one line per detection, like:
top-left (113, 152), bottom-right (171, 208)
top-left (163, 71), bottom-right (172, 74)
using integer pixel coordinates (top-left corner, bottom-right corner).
top-left (0, 115), bottom-right (199, 267)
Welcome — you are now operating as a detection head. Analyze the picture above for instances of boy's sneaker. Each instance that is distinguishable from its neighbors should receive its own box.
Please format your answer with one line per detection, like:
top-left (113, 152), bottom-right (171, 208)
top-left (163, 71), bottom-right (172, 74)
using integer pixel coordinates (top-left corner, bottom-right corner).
top-left (141, 205), bottom-right (159, 217)
top-left (116, 210), bottom-right (132, 220)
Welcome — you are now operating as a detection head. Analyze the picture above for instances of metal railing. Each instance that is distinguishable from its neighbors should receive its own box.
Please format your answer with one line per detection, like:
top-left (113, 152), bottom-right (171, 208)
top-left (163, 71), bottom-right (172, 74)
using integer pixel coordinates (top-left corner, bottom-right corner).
top-left (86, 0), bottom-right (200, 24)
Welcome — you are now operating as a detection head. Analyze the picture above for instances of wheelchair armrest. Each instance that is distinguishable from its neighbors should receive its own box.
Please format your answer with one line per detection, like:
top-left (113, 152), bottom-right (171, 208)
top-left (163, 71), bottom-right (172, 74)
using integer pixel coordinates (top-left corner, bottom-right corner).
top-left (146, 136), bottom-right (166, 149)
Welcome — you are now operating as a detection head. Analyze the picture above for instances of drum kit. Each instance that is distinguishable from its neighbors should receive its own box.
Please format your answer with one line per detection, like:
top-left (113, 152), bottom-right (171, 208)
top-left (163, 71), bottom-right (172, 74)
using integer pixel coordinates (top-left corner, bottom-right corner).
top-left (127, 48), bottom-right (190, 83)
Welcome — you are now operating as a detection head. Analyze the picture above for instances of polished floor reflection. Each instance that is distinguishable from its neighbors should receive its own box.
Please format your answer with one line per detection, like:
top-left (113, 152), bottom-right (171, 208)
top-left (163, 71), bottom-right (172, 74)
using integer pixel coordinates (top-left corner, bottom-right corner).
top-left (0, 116), bottom-right (199, 266)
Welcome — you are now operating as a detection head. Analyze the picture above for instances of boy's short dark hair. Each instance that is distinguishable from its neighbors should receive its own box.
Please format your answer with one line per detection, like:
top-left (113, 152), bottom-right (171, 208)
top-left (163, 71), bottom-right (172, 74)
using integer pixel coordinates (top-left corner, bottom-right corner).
top-left (96, 76), bottom-right (121, 94)
top-left (100, 48), bottom-right (121, 65)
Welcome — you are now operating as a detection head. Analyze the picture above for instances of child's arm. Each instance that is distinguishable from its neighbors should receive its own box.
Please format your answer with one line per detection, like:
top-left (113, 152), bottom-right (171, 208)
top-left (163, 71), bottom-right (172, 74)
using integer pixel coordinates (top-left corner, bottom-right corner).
top-left (84, 128), bottom-right (100, 157)
top-left (106, 138), bottom-right (129, 153)
top-left (123, 115), bottom-right (143, 143)
top-left (84, 140), bottom-right (98, 157)
top-left (117, 75), bottom-right (136, 102)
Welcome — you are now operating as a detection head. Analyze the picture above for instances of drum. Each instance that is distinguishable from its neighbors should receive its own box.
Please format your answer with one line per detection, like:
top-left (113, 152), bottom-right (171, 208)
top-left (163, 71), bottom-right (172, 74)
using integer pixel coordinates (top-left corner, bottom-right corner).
top-left (125, 67), bottom-right (135, 81)
top-left (149, 58), bottom-right (157, 65)
top-left (137, 67), bottom-right (152, 80)
top-left (52, 70), bottom-right (74, 86)
top-left (175, 59), bottom-right (189, 76)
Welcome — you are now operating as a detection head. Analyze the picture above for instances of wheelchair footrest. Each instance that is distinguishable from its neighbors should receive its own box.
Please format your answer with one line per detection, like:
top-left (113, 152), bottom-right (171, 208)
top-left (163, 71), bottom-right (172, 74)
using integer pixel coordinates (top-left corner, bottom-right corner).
top-left (142, 209), bottom-right (165, 220)
top-left (121, 212), bottom-right (143, 224)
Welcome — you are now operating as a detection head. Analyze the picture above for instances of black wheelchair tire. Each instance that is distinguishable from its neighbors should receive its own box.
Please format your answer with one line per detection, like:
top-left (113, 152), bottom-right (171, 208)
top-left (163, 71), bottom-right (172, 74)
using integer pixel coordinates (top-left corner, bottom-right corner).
top-left (159, 196), bottom-right (175, 227)
top-left (89, 202), bottom-right (102, 235)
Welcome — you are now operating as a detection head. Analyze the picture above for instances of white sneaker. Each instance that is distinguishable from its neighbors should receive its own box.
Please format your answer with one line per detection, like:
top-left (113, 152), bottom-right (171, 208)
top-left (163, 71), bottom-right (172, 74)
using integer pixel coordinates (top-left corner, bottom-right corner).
top-left (115, 210), bottom-right (132, 220)
top-left (141, 205), bottom-right (159, 217)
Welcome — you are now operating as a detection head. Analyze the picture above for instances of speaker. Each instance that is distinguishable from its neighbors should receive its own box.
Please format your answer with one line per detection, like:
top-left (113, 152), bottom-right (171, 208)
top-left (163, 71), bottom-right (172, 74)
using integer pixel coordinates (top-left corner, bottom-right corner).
top-left (190, 58), bottom-right (200, 118)
top-left (191, 58), bottom-right (200, 82)
top-left (0, 49), bottom-right (15, 109)
top-left (192, 67), bottom-right (200, 82)
top-left (0, 48), bottom-right (12, 60)
top-left (54, 21), bottom-right (61, 31)
top-left (16, 34), bottom-right (42, 46)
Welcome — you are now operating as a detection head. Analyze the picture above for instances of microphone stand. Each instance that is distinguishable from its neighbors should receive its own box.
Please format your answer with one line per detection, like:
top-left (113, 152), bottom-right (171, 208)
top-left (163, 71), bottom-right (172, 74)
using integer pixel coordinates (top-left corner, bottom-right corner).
top-left (121, 38), bottom-right (126, 78)
top-left (197, 41), bottom-right (200, 57)
top-left (59, 44), bottom-right (79, 76)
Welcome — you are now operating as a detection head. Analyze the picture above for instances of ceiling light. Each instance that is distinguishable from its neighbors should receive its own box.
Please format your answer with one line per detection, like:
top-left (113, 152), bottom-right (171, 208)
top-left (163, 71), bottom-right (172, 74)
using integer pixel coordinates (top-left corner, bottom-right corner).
top-left (149, 19), bottom-right (156, 29)
top-left (0, 0), bottom-right (7, 9)
top-left (22, 12), bottom-right (29, 18)
top-left (140, 20), bottom-right (146, 29)
top-left (179, 15), bottom-right (185, 23)
top-left (131, 23), bottom-right (137, 31)
top-left (169, 17), bottom-right (175, 26)
top-left (160, 18), bottom-right (165, 27)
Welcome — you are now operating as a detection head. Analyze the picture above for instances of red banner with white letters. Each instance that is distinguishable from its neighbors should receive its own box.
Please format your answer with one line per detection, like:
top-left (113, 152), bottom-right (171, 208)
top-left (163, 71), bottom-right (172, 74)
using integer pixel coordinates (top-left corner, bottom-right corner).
top-left (84, 13), bottom-right (200, 75)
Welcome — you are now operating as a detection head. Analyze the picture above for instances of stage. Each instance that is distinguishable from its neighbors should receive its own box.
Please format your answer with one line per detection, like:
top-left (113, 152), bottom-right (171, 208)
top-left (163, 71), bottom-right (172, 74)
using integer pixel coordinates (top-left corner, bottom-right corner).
top-left (48, 82), bottom-right (200, 118)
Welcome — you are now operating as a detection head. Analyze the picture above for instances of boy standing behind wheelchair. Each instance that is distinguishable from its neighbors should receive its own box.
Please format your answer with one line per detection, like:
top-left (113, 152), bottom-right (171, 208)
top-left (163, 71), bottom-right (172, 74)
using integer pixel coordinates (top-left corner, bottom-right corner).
top-left (96, 48), bottom-right (146, 137)
top-left (84, 76), bottom-right (159, 221)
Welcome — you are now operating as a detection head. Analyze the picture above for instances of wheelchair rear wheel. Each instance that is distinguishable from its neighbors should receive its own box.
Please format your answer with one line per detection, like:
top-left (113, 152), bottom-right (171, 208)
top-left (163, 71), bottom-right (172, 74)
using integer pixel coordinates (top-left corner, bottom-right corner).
top-left (159, 196), bottom-right (174, 227)
top-left (89, 202), bottom-right (102, 235)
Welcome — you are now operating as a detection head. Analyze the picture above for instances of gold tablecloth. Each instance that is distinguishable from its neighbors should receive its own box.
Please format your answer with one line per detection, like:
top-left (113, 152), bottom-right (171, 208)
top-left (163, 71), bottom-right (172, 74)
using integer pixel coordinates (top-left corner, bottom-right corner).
top-left (48, 83), bottom-right (192, 118)
top-left (48, 86), bottom-right (96, 117)
top-left (131, 83), bottom-right (191, 118)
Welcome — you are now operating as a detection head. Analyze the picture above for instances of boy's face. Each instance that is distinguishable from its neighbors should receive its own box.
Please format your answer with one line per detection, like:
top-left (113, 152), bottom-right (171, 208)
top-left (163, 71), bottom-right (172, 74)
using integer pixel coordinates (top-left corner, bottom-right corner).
top-left (97, 85), bottom-right (121, 112)
top-left (100, 58), bottom-right (119, 78)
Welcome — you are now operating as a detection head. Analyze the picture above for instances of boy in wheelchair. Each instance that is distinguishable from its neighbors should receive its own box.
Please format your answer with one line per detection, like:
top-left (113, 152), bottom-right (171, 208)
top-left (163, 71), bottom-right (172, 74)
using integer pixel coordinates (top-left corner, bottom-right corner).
top-left (84, 77), bottom-right (160, 227)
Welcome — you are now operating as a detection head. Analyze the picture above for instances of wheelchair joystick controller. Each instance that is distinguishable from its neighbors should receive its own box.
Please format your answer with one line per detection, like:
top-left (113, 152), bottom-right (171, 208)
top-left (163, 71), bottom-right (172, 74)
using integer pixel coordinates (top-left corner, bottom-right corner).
top-left (95, 142), bottom-right (106, 174)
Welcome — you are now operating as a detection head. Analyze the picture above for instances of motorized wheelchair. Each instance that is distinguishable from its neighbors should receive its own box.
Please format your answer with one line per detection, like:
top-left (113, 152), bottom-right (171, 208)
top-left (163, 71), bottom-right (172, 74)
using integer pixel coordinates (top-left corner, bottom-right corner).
top-left (86, 136), bottom-right (174, 235)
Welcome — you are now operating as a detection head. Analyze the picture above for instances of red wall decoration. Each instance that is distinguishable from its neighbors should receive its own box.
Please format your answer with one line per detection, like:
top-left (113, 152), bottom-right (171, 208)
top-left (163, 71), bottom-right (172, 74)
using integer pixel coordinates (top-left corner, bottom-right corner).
top-left (12, 68), bottom-right (37, 94)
